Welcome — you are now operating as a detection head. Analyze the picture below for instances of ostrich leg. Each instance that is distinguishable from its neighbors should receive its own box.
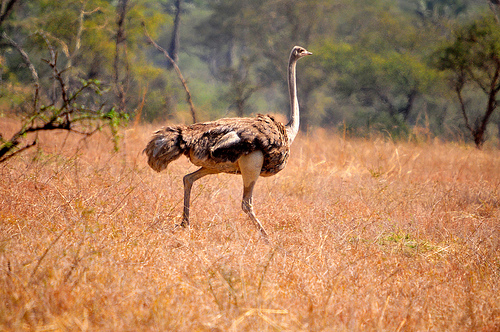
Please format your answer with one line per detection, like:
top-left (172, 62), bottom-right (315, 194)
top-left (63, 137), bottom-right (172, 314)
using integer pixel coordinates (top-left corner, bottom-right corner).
top-left (238, 151), bottom-right (269, 239)
top-left (182, 167), bottom-right (218, 227)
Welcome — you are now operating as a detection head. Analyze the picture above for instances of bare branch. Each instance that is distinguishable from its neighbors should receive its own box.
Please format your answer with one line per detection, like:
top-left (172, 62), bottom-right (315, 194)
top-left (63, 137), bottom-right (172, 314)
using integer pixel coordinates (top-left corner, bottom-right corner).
top-left (490, 0), bottom-right (500, 24)
top-left (0, 139), bottom-right (37, 164)
top-left (0, 38), bottom-right (128, 164)
top-left (143, 22), bottom-right (198, 124)
top-left (455, 80), bottom-right (473, 134)
top-left (38, 32), bottom-right (73, 110)
top-left (2, 32), bottom-right (39, 84)
top-left (2, 32), bottom-right (41, 112)
top-left (466, 67), bottom-right (490, 94)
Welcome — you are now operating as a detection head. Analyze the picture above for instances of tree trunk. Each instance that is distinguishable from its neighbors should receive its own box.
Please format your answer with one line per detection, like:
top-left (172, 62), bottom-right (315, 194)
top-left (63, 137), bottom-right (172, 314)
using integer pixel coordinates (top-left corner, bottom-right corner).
top-left (0, 0), bottom-right (19, 28)
top-left (167, 0), bottom-right (182, 69)
top-left (472, 62), bottom-right (500, 148)
top-left (400, 90), bottom-right (417, 121)
top-left (114, 0), bottom-right (129, 112)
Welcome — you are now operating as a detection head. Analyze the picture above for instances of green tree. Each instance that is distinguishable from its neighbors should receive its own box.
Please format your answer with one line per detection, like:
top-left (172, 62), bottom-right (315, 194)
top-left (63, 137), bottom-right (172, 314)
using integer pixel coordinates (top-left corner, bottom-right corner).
top-left (1, 0), bottom-right (175, 118)
top-left (195, 0), bottom-right (336, 125)
top-left (434, 16), bottom-right (500, 148)
top-left (316, 1), bottom-right (441, 136)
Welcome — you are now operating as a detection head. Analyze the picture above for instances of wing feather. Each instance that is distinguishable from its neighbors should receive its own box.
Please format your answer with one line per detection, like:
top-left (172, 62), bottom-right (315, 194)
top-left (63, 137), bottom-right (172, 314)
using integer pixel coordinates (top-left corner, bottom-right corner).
top-left (182, 115), bottom-right (289, 174)
top-left (210, 131), bottom-right (241, 154)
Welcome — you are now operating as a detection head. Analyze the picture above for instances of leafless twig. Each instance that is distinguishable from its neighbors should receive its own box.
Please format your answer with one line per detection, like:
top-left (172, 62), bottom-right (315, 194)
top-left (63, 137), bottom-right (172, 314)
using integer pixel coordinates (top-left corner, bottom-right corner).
top-left (0, 33), bottom-right (127, 163)
top-left (142, 22), bottom-right (197, 124)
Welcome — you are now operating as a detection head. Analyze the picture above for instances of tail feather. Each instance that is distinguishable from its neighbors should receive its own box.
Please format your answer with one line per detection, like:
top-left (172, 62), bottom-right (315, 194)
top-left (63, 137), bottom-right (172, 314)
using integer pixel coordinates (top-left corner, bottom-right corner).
top-left (144, 126), bottom-right (186, 172)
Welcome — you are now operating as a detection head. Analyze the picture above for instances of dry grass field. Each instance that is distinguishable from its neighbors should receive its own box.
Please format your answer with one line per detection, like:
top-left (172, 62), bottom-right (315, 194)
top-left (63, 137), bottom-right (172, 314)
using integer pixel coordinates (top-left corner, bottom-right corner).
top-left (1, 118), bottom-right (499, 331)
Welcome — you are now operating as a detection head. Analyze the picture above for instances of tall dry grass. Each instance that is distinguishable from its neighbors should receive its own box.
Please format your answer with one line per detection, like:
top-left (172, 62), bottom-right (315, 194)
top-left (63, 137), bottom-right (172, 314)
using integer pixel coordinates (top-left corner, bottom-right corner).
top-left (1, 119), bottom-right (499, 331)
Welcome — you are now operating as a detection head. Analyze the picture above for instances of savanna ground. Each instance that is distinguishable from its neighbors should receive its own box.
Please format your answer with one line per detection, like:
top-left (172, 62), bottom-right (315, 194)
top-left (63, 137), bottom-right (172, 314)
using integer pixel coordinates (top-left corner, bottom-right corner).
top-left (0, 117), bottom-right (499, 331)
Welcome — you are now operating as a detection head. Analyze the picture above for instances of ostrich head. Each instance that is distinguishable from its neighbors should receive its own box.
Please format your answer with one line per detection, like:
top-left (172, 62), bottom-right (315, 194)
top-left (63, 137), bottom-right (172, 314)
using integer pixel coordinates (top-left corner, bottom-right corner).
top-left (291, 46), bottom-right (313, 61)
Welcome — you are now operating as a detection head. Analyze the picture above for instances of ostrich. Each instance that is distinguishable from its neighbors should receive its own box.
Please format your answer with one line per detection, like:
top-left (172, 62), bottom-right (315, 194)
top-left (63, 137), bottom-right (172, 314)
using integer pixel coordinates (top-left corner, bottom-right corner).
top-left (144, 46), bottom-right (312, 240)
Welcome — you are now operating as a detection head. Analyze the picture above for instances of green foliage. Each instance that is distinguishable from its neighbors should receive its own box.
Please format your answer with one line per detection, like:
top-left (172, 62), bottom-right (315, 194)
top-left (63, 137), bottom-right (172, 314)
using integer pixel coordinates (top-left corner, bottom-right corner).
top-left (435, 16), bottom-right (500, 75)
top-left (104, 107), bottom-right (129, 151)
top-left (317, 34), bottom-right (441, 137)
top-left (0, 0), bottom-right (497, 143)
top-left (433, 15), bottom-right (500, 147)
top-left (2, 0), bottom-right (172, 118)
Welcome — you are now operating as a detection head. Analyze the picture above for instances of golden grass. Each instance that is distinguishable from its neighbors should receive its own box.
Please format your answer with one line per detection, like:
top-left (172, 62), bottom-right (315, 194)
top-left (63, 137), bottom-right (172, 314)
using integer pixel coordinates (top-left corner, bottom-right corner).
top-left (1, 120), bottom-right (499, 331)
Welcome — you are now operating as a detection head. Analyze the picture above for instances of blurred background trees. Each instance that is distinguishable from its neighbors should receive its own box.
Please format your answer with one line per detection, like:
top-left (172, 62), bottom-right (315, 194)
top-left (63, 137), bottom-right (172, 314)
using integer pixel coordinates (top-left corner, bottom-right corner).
top-left (1, 0), bottom-right (499, 146)
top-left (434, 15), bottom-right (500, 148)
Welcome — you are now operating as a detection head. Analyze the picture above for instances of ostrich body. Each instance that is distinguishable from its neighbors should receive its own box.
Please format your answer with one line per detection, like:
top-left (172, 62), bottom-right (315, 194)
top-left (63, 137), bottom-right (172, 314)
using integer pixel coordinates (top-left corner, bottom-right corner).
top-left (144, 46), bottom-right (312, 239)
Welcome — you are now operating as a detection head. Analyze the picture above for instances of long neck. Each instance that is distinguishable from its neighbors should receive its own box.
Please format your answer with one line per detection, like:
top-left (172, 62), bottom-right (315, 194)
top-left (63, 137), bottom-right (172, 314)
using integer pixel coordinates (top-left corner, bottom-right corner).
top-left (285, 56), bottom-right (299, 144)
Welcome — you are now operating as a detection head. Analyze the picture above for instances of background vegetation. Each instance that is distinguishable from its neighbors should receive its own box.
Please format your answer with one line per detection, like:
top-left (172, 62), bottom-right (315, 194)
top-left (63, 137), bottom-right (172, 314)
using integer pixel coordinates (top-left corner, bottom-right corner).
top-left (1, 0), bottom-right (500, 147)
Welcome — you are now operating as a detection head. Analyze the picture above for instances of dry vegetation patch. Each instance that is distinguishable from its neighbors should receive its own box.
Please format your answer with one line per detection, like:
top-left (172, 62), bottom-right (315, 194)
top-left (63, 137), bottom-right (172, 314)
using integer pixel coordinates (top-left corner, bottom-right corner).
top-left (1, 123), bottom-right (499, 331)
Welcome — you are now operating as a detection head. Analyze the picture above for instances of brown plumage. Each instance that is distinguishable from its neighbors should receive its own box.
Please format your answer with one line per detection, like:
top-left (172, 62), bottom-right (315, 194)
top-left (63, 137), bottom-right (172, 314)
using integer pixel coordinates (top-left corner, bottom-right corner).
top-left (145, 115), bottom-right (288, 175)
top-left (144, 46), bottom-right (312, 241)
